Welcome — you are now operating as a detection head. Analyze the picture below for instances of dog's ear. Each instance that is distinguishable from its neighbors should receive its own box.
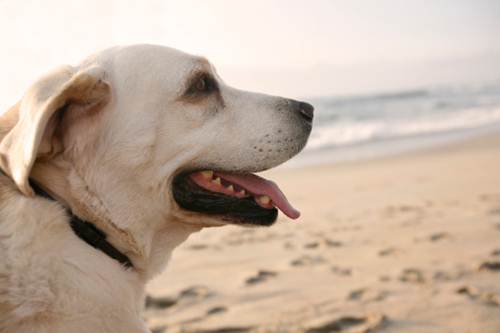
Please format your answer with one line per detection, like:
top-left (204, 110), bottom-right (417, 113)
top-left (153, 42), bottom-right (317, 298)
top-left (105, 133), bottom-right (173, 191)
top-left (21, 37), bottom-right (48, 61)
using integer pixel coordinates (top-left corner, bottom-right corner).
top-left (0, 65), bottom-right (110, 196)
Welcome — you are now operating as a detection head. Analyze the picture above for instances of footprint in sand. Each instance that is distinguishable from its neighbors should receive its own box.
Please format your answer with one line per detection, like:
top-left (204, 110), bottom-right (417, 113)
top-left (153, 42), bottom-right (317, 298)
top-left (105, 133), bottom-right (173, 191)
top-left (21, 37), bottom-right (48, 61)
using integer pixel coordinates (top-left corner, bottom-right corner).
top-left (432, 269), bottom-right (468, 281)
top-left (479, 193), bottom-right (500, 202)
top-left (477, 261), bottom-right (500, 272)
top-left (305, 313), bottom-right (388, 333)
top-left (150, 326), bottom-right (166, 333)
top-left (187, 243), bottom-right (210, 250)
top-left (304, 242), bottom-right (320, 249)
top-left (303, 238), bottom-right (343, 250)
top-left (414, 232), bottom-right (450, 243)
top-left (487, 207), bottom-right (500, 216)
top-left (188, 243), bottom-right (223, 251)
top-left (206, 306), bottom-right (227, 315)
top-left (187, 326), bottom-right (252, 333)
top-left (428, 232), bottom-right (450, 242)
top-left (384, 204), bottom-right (424, 216)
top-left (347, 288), bottom-right (389, 303)
top-left (491, 249), bottom-right (500, 256)
top-left (324, 238), bottom-right (343, 248)
top-left (331, 266), bottom-right (352, 276)
top-left (379, 275), bottom-right (391, 282)
top-left (245, 270), bottom-right (278, 285)
top-left (290, 255), bottom-right (326, 267)
top-left (145, 285), bottom-right (215, 311)
top-left (179, 285), bottom-right (214, 300)
top-left (457, 286), bottom-right (500, 307)
top-left (399, 268), bottom-right (425, 284)
top-left (378, 247), bottom-right (399, 256)
top-left (145, 294), bottom-right (177, 310)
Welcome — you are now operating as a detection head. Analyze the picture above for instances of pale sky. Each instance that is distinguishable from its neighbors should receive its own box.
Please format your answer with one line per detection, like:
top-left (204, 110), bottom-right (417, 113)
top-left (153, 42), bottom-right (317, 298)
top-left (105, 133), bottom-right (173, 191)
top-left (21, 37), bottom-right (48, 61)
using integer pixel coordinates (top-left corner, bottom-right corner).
top-left (0, 0), bottom-right (499, 111)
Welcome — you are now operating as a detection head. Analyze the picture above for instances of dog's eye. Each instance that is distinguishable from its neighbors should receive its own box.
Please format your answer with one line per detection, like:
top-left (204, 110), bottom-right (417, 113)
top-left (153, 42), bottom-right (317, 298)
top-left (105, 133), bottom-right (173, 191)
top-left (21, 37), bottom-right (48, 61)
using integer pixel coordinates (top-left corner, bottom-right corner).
top-left (186, 74), bottom-right (218, 96)
top-left (196, 77), bottom-right (207, 91)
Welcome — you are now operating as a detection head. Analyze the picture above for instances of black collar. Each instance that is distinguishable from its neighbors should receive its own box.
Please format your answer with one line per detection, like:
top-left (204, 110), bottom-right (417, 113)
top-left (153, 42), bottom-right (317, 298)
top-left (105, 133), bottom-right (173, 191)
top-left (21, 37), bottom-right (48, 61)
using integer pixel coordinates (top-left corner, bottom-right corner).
top-left (29, 179), bottom-right (134, 269)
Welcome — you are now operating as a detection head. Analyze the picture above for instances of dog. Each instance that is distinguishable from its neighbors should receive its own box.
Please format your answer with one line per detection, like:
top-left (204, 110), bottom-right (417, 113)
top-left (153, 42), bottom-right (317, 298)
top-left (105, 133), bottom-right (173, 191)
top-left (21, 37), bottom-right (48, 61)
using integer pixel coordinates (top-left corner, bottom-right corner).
top-left (0, 44), bottom-right (313, 332)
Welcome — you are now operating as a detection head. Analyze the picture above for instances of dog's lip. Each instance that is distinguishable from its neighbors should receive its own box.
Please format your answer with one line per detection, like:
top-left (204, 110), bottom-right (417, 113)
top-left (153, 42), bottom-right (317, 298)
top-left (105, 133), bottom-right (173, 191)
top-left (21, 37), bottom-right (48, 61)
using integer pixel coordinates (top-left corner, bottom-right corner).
top-left (189, 170), bottom-right (300, 219)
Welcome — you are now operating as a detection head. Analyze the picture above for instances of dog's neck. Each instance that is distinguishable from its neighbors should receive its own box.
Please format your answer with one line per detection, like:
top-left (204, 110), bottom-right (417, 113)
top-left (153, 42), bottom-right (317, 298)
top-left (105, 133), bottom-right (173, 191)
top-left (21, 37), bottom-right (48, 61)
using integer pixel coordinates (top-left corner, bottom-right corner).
top-left (29, 160), bottom-right (202, 280)
top-left (0, 107), bottom-right (202, 280)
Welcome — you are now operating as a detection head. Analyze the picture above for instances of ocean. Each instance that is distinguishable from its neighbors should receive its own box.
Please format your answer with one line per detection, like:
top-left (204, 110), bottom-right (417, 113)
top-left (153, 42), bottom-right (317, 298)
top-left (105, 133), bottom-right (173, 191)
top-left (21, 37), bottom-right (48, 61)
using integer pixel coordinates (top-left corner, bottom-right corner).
top-left (288, 80), bottom-right (500, 167)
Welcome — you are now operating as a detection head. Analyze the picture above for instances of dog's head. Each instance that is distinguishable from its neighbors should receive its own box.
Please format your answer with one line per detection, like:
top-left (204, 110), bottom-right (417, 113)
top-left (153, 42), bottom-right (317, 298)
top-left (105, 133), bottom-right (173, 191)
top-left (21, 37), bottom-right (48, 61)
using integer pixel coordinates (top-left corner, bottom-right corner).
top-left (0, 44), bottom-right (312, 236)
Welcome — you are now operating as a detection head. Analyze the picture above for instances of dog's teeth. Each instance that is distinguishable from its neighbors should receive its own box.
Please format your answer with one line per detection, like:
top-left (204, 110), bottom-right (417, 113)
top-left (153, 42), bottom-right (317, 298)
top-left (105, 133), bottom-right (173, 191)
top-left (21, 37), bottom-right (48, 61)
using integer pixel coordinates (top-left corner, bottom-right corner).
top-left (258, 195), bottom-right (271, 205)
top-left (226, 185), bottom-right (234, 192)
top-left (201, 170), bottom-right (214, 179)
top-left (238, 190), bottom-right (246, 196)
top-left (212, 177), bottom-right (221, 185)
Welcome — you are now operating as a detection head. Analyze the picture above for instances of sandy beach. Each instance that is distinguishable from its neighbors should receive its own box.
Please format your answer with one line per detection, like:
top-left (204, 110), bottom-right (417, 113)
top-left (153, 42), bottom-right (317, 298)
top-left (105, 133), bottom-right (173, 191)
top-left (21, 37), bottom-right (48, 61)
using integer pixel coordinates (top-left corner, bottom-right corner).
top-left (145, 134), bottom-right (500, 333)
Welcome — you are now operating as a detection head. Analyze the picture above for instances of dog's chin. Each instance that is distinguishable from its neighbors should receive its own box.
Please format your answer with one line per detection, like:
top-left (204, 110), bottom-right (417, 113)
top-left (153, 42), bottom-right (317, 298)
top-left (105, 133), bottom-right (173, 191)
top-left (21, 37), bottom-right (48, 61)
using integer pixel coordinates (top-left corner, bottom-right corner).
top-left (172, 171), bottom-right (278, 226)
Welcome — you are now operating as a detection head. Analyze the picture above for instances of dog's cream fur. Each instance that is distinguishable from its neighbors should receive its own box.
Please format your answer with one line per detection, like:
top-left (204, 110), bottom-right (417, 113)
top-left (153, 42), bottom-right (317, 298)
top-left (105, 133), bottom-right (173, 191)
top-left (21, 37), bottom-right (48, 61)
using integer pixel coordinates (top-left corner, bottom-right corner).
top-left (0, 45), bottom-right (311, 332)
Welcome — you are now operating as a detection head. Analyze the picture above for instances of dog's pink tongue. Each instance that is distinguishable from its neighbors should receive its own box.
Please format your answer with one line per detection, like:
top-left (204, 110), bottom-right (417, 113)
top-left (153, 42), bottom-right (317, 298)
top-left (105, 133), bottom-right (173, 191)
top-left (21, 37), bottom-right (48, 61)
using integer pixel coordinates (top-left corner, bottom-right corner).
top-left (215, 172), bottom-right (300, 219)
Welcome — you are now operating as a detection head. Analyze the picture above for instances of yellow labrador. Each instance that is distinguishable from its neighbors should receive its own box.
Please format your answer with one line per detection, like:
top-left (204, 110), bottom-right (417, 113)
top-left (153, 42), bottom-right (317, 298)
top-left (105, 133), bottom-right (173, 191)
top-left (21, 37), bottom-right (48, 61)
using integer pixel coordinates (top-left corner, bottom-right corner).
top-left (0, 44), bottom-right (313, 333)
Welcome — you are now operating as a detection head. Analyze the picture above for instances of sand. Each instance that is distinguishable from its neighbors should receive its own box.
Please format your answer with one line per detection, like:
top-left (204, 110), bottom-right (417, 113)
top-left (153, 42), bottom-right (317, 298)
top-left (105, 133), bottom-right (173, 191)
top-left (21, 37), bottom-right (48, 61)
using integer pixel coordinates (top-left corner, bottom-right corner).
top-left (145, 134), bottom-right (500, 333)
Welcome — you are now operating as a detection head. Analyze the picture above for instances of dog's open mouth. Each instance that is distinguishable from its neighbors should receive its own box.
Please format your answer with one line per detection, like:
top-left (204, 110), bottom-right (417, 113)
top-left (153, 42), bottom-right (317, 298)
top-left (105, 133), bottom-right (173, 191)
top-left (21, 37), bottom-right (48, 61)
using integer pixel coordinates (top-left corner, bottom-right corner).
top-left (172, 170), bottom-right (300, 226)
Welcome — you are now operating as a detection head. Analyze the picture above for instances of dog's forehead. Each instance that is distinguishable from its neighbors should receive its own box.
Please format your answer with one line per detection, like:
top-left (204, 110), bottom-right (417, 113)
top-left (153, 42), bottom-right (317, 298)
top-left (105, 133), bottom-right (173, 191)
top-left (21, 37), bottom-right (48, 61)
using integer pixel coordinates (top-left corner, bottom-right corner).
top-left (83, 45), bottom-right (214, 94)
top-left (108, 45), bottom-right (210, 76)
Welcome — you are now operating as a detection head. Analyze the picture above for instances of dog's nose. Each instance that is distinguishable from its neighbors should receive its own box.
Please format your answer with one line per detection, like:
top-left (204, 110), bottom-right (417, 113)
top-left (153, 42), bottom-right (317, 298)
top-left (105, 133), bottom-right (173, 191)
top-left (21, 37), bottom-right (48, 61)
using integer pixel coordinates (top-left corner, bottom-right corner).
top-left (297, 101), bottom-right (314, 123)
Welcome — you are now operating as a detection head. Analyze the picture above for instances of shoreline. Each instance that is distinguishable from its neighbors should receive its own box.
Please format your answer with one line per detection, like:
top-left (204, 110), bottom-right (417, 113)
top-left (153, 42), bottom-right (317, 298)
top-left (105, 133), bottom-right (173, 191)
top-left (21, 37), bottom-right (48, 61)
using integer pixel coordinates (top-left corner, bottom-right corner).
top-left (285, 122), bottom-right (500, 168)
